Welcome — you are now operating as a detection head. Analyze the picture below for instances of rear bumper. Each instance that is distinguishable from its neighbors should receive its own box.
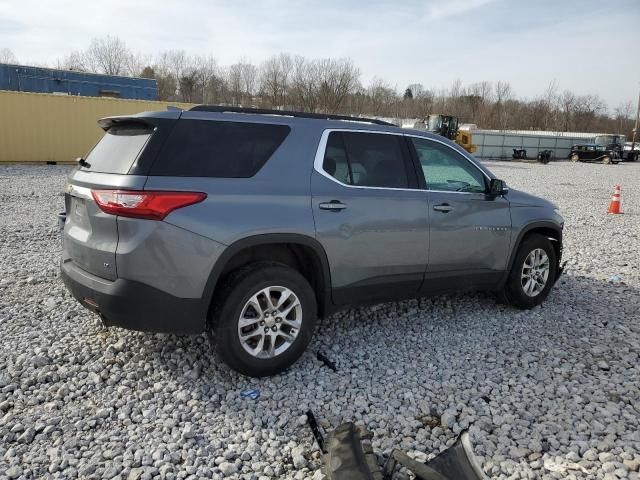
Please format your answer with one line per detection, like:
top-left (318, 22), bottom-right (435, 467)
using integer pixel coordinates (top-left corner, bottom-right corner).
top-left (61, 259), bottom-right (206, 334)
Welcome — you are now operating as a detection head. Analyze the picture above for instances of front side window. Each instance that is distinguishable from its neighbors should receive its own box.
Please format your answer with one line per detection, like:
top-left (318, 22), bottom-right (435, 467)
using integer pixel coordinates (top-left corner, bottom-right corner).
top-left (321, 131), bottom-right (409, 189)
top-left (411, 138), bottom-right (486, 193)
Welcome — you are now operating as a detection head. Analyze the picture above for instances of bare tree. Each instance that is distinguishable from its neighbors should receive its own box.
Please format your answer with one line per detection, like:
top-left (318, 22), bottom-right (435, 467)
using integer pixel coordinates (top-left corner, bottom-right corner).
top-left (178, 64), bottom-right (202, 103)
top-left (61, 36), bottom-right (133, 76)
top-left (365, 77), bottom-right (397, 116)
top-left (0, 48), bottom-right (17, 64)
top-left (559, 91), bottom-right (577, 132)
top-left (490, 80), bottom-right (513, 129)
top-left (407, 83), bottom-right (424, 98)
top-left (226, 63), bottom-right (243, 105)
top-left (61, 51), bottom-right (88, 71)
top-left (259, 53), bottom-right (293, 108)
top-left (125, 52), bottom-right (151, 77)
top-left (238, 61), bottom-right (258, 104)
top-left (316, 58), bottom-right (360, 113)
top-left (289, 56), bottom-right (320, 112)
top-left (36, 36), bottom-right (636, 136)
top-left (413, 88), bottom-right (435, 118)
top-left (152, 53), bottom-right (178, 100)
top-left (164, 50), bottom-right (188, 87)
top-left (86, 36), bottom-right (132, 75)
top-left (573, 94), bottom-right (606, 131)
top-left (460, 82), bottom-right (491, 123)
top-left (614, 101), bottom-right (634, 135)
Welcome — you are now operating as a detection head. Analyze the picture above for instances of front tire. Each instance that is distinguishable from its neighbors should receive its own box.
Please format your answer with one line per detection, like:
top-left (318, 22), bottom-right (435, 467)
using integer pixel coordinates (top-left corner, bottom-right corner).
top-left (210, 263), bottom-right (317, 377)
top-left (602, 156), bottom-right (611, 164)
top-left (500, 234), bottom-right (557, 309)
top-left (570, 153), bottom-right (580, 162)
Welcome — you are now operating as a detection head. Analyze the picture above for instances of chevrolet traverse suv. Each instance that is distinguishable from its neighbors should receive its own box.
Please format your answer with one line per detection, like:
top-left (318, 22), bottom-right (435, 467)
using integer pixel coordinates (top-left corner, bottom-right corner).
top-left (61, 106), bottom-right (564, 377)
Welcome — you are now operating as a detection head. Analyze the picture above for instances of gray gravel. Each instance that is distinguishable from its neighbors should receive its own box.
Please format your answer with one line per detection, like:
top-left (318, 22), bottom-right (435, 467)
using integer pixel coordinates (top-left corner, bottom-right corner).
top-left (0, 160), bottom-right (639, 480)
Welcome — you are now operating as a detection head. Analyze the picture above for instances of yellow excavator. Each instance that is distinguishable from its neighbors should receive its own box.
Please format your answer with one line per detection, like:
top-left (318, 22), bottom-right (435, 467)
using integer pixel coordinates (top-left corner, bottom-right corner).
top-left (425, 114), bottom-right (476, 154)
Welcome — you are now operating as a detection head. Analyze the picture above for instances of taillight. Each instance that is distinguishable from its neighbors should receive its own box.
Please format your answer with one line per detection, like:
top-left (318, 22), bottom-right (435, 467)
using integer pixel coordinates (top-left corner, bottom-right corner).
top-left (91, 190), bottom-right (206, 220)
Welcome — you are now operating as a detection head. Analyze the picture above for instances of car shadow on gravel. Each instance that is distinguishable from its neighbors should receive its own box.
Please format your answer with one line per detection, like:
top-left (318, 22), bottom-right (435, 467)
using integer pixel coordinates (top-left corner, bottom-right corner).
top-left (134, 271), bottom-right (638, 396)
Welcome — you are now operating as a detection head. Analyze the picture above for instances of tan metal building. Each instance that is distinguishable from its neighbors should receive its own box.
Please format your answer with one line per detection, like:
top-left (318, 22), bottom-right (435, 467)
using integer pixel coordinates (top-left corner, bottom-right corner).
top-left (0, 90), bottom-right (193, 163)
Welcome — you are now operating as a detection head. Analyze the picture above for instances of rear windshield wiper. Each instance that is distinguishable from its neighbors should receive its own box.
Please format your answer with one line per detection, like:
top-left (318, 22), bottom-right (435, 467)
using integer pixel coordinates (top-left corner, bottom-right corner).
top-left (76, 157), bottom-right (91, 169)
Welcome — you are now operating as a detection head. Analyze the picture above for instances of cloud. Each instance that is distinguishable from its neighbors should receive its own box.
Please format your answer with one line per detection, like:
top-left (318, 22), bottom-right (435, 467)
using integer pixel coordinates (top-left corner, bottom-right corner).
top-left (425, 0), bottom-right (495, 19)
top-left (0, 0), bottom-right (638, 107)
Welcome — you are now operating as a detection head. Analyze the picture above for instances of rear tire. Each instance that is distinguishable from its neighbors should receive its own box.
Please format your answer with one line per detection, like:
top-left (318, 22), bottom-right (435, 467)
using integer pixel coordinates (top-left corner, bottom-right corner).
top-left (500, 234), bottom-right (557, 309)
top-left (210, 262), bottom-right (317, 377)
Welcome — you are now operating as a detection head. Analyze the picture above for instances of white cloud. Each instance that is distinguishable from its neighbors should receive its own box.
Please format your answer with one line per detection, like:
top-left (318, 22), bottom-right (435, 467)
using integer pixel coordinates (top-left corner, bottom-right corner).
top-left (425, 0), bottom-right (495, 19)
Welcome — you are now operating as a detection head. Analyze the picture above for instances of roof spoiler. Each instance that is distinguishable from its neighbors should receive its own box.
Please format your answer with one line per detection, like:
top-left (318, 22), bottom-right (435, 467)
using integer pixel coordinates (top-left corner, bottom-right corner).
top-left (97, 116), bottom-right (155, 131)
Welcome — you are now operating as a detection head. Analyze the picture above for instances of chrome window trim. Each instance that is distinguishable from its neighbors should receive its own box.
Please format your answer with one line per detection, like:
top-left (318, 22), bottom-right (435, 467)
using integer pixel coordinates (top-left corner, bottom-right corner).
top-left (312, 128), bottom-right (490, 194)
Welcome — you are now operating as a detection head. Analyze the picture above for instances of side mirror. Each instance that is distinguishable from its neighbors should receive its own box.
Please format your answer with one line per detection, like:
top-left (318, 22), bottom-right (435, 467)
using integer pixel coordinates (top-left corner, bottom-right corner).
top-left (488, 179), bottom-right (508, 196)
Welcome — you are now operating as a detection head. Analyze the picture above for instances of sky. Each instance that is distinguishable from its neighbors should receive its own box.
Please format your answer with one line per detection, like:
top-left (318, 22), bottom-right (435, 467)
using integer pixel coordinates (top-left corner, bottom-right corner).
top-left (1, 0), bottom-right (639, 110)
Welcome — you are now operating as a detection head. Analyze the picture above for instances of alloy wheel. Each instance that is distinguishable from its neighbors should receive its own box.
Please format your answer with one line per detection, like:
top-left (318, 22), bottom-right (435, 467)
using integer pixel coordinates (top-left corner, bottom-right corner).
top-left (237, 286), bottom-right (302, 358)
top-left (521, 248), bottom-right (550, 297)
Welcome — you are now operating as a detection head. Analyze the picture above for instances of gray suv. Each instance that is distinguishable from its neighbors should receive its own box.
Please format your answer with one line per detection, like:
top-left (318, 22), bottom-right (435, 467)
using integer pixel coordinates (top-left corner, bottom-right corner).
top-left (60, 106), bottom-right (564, 377)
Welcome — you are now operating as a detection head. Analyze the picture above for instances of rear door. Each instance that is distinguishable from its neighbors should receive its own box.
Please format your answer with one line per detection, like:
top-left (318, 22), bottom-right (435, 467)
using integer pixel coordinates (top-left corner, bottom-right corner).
top-left (311, 130), bottom-right (429, 304)
top-left (63, 120), bottom-right (158, 280)
top-left (585, 146), bottom-right (598, 160)
top-left (408, 137), bottom-right (511, 290)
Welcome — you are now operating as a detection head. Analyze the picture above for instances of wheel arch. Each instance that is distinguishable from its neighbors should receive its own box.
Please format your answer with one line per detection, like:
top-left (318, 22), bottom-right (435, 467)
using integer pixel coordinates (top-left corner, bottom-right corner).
top-left (502, 222), bottom-right (563, 285)
top-left (202, 234), bottom-right (333, 320)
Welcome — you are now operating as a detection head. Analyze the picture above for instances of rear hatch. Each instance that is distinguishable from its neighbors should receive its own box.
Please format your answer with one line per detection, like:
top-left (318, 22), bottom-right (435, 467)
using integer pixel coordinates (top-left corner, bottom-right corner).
top-left (63, 113), bottom-right (177, 280)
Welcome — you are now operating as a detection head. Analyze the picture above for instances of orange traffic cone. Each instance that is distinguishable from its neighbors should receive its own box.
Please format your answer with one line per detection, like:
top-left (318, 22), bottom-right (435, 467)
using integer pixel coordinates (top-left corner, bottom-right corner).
top-left (607, 185), bottom-right (622, 214)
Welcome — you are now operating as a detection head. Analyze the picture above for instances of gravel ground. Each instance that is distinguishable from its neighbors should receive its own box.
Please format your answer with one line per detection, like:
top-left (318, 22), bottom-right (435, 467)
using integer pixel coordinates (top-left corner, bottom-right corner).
top-left (0, 160), bottom-right (638, 480)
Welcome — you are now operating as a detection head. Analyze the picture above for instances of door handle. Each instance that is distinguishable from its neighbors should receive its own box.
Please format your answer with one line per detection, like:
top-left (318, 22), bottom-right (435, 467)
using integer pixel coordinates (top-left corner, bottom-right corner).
top-left (433, 203), bottom-right (453, 213)
top-left (319, 200), bottom-right (347, 211)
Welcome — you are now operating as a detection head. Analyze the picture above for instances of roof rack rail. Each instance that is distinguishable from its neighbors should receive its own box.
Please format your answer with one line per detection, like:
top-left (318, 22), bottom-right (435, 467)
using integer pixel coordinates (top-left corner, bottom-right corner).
top-left (189, 105), bottom-right (396, 126)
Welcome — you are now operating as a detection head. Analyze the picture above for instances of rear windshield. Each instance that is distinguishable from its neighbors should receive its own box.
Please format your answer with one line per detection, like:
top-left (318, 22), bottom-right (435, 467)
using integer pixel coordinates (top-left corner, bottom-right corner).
top-left (150, 119), bottom-right (291, 177)
top-left (83, 123), bottom-right (153, 174)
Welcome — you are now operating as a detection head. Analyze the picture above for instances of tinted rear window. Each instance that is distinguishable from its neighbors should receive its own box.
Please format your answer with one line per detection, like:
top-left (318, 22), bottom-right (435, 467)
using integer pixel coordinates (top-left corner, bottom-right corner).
top-left (83, 124), bottom-right (153, 174)
top-left (150, 119), bottom-right (291, 177)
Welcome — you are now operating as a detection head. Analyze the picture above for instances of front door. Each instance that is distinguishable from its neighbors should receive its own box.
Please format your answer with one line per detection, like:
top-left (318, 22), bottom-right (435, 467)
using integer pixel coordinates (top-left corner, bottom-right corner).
top-left (408, 137), bottom-right (512, 291)
top-left (312, 130), bottom-right (429, 304)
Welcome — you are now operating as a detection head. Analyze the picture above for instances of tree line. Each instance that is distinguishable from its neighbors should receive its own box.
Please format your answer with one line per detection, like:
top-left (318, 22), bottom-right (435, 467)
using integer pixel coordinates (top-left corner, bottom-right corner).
top-left (2, 38), bottom-right (636, 138)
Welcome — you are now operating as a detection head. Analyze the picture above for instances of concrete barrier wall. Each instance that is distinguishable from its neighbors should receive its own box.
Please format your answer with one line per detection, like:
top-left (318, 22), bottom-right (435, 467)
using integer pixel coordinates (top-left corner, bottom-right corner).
top-left (0, 90), bottom-right (194, 163)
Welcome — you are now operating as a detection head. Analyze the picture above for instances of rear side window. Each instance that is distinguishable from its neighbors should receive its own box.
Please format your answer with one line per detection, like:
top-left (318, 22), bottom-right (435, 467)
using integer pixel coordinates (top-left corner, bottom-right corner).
top-left (151, 120), bottom-right (290, 177)
top-left (83, 123), bottom-right (153, 174)
top-left (323, 133), bottom-right (352, 184)
top-left (321, 131), bottom-right (409, 188)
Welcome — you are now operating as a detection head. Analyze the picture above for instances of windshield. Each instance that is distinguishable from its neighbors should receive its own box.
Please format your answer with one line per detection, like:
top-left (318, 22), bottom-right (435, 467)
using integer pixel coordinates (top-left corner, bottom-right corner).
top-left (426, 115), bottom-right (443, 132)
